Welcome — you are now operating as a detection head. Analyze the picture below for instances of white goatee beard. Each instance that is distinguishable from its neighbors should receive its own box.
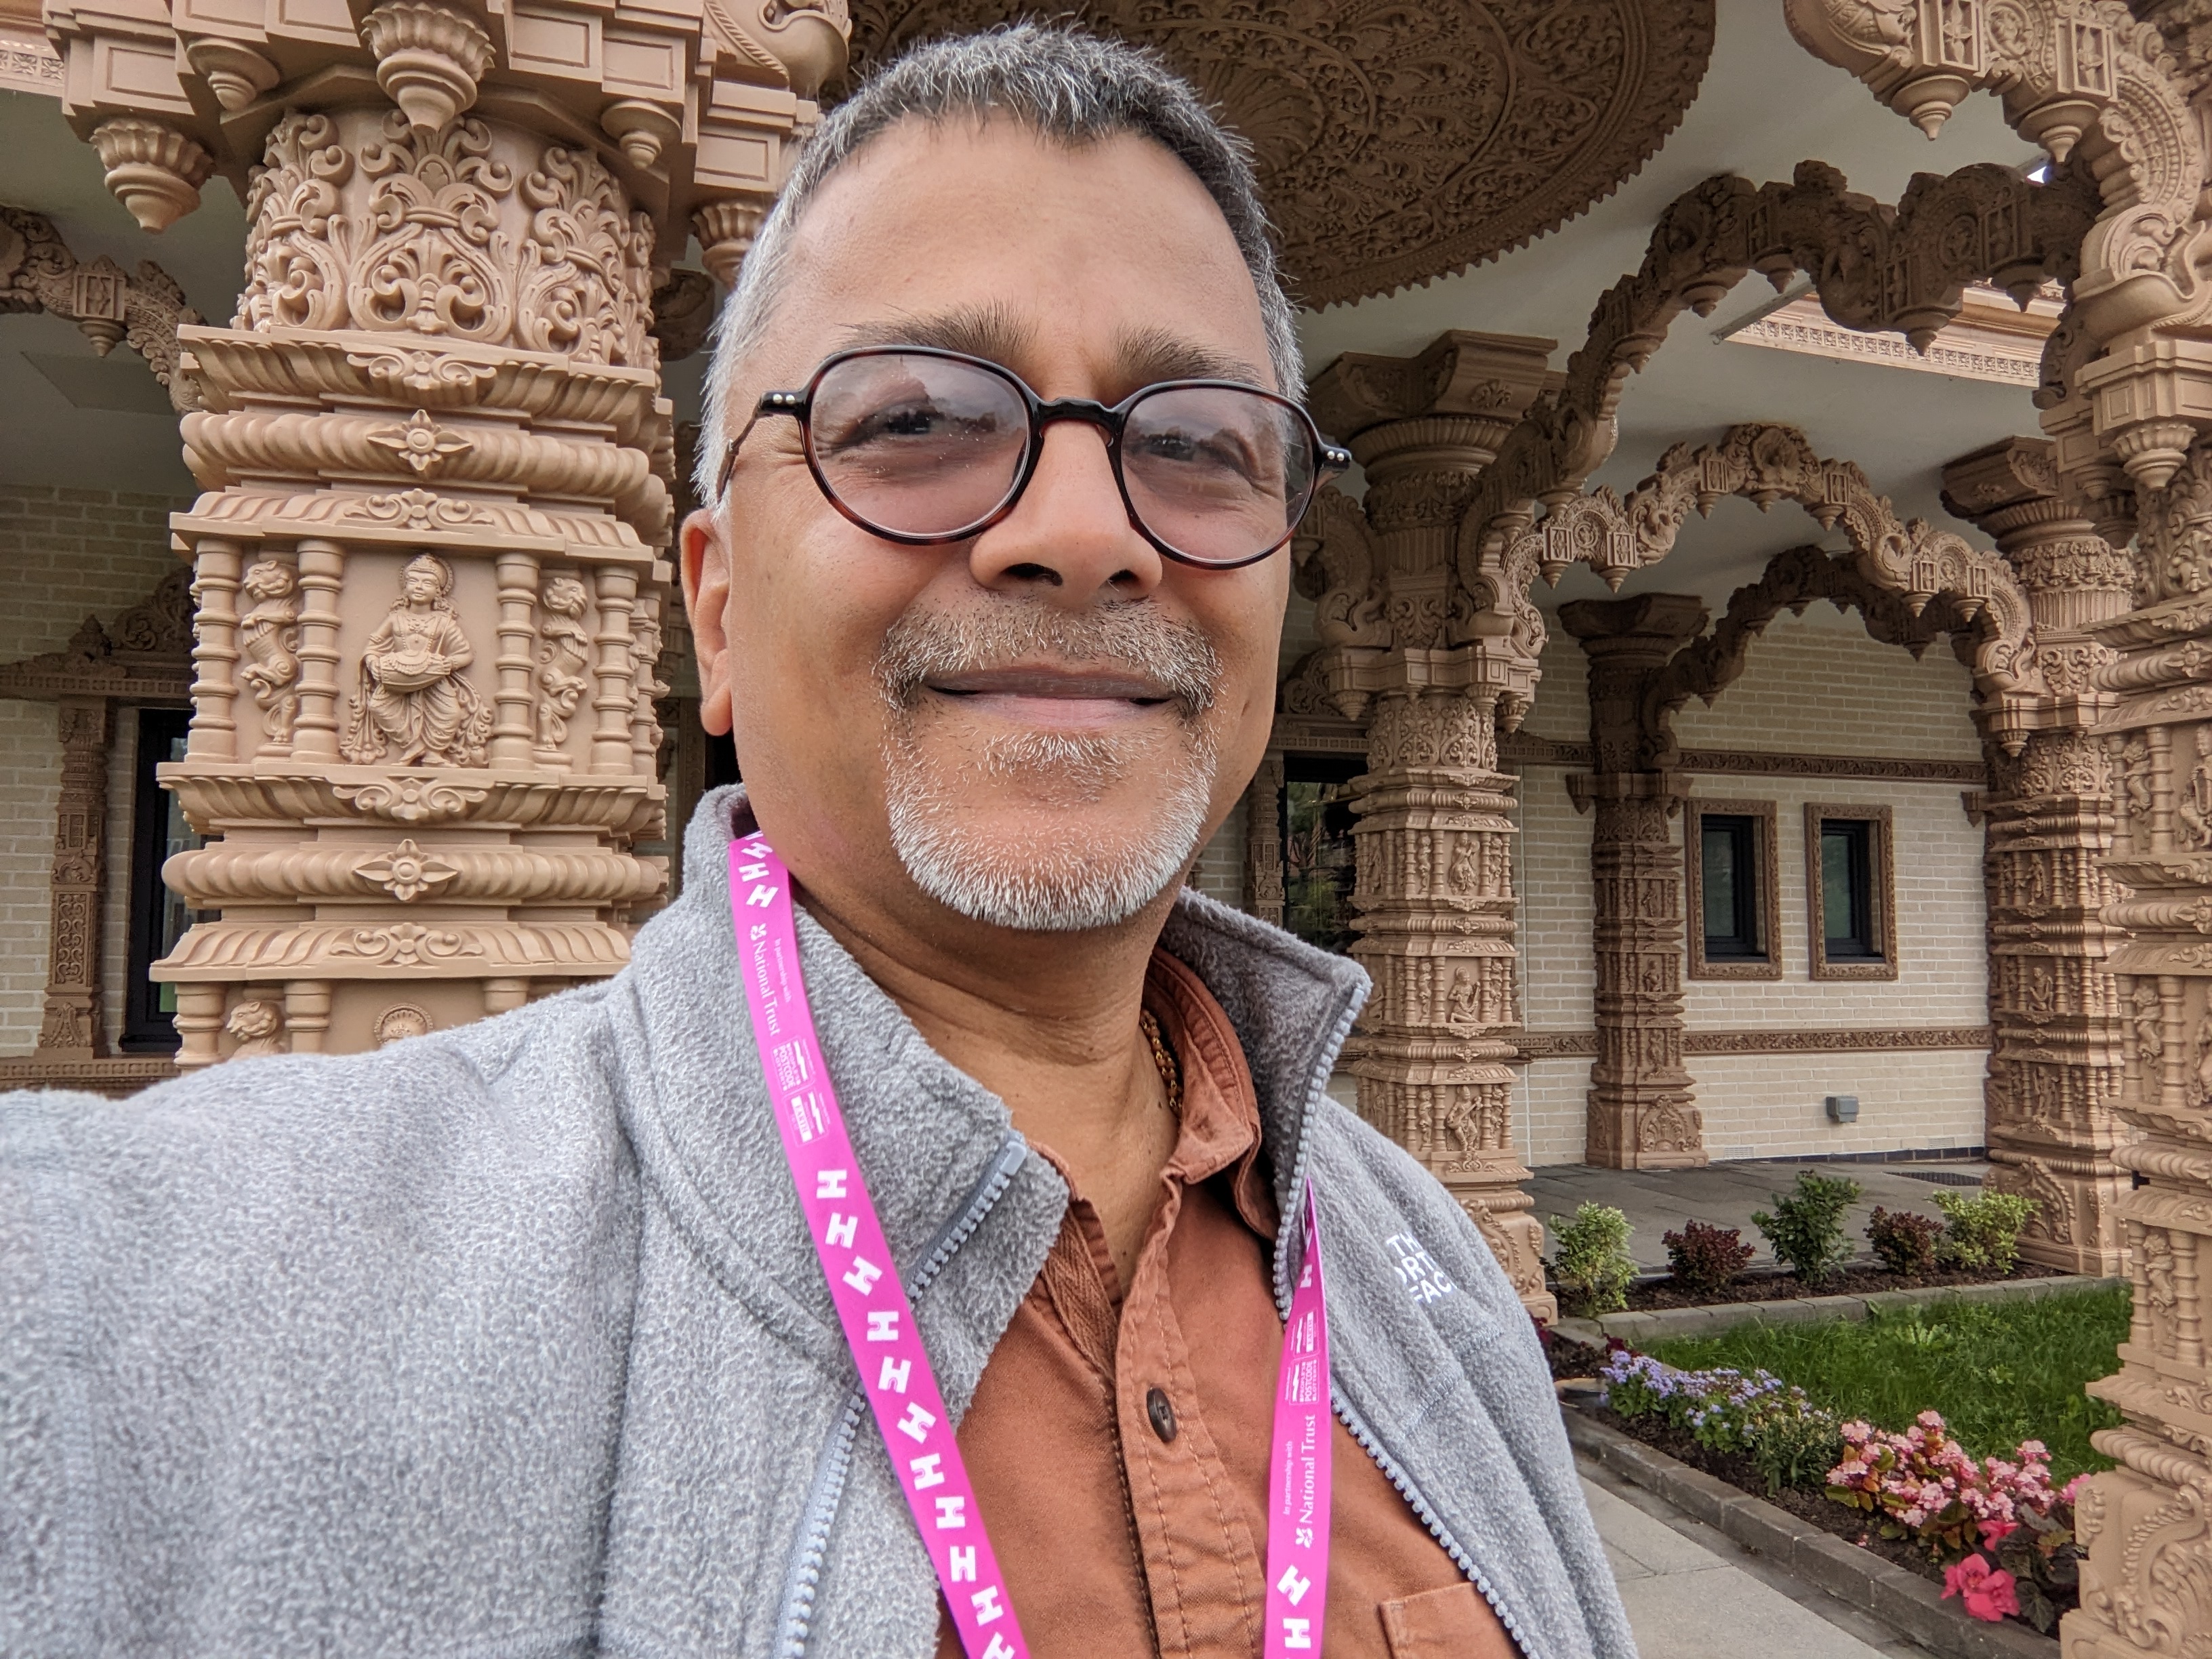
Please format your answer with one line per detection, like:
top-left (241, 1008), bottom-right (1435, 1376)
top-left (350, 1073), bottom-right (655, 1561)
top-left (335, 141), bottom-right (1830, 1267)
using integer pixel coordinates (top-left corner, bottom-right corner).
top-left (884, 726), bottom-right (1217, 932)
top-left (874, 601), bottom-right (1222, 933)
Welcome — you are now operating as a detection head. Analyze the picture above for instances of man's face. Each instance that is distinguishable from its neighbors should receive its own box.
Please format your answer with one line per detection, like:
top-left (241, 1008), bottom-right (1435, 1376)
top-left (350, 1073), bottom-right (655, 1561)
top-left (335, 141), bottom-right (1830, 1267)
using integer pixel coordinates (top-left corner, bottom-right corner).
top-left (682, 119), bottom-right (1291, 935)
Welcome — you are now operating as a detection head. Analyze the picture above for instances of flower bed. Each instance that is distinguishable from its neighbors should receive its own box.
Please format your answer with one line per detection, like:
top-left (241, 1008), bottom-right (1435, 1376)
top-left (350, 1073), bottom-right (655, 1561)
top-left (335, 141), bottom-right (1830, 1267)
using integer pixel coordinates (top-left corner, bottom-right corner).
top-left (1546, 1286), bottom-right (2131, 1639)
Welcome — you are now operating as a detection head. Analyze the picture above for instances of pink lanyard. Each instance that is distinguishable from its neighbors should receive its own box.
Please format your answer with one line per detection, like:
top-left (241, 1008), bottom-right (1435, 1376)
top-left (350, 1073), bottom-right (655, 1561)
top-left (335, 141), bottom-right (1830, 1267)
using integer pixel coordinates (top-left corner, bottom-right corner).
top-left (729, 836), bottom-right (1334, 1657)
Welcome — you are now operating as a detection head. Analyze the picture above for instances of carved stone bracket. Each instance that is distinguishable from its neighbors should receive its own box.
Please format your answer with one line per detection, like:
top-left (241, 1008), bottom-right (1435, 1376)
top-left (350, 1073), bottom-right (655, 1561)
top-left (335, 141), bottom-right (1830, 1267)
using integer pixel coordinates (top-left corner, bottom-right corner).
top-left (0, 203), bottom-right (201, 409)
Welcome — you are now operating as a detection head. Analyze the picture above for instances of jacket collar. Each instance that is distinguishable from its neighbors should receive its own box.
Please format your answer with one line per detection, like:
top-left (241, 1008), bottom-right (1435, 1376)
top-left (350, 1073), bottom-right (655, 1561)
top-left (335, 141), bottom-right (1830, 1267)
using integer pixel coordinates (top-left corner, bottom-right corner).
top-left (612, 787), bottom-right (1371, 1377)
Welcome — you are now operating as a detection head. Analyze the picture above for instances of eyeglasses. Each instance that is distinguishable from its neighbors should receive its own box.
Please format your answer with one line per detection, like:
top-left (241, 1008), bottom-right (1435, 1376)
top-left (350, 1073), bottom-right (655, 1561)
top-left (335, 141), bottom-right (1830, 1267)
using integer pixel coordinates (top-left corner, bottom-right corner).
top-left (715, 346), bottom-right (1351, 570)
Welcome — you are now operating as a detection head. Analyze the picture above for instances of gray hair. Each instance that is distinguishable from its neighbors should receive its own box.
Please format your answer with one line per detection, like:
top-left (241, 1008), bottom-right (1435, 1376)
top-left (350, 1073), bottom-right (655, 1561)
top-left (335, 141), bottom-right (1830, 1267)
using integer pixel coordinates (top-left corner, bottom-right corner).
top-left (693, 22), bottom-right (1303, 506)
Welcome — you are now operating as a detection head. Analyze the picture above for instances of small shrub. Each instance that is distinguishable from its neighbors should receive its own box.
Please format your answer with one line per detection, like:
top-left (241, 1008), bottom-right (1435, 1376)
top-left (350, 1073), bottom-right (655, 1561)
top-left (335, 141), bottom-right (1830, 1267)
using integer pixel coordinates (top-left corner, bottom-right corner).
top-left (1751, 1171), bottom-right (1862, 1285)
top-left (1868, 1206), bottom-right (1944, 1276)
top-left (1663, 1219), bottom-right (1755, 1297)
top-left (1935, 1189), bottom-right (2039, 1274)
top-left (1551, 1202), bottom-right (1636, 1318)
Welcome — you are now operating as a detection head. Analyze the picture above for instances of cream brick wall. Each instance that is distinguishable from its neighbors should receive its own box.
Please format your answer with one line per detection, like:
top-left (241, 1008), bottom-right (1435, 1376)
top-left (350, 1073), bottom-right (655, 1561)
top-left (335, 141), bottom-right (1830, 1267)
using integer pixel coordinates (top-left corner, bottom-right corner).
top-left (1508, 601), bottom-right (1990, 1165)
top-left (1670, 604), bottom-right (1983, 760)
top-left (1518, 631), bottom-right (1591, 743)
top-left (0, 486), bottom-right (190, 1055)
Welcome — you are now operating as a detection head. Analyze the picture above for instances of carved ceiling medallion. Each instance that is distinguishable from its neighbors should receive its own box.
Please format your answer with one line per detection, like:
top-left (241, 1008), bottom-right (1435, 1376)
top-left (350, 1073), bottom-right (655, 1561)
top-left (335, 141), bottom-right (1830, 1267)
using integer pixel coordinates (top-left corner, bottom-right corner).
top-left (843, 0), bottom-right (1716, 307)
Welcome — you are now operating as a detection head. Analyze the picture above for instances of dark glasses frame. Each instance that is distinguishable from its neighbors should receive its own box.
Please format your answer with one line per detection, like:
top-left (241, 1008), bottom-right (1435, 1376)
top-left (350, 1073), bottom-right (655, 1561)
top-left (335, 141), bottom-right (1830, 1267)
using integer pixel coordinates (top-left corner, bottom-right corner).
top-left (714, 345), bottom-right (1352, 571)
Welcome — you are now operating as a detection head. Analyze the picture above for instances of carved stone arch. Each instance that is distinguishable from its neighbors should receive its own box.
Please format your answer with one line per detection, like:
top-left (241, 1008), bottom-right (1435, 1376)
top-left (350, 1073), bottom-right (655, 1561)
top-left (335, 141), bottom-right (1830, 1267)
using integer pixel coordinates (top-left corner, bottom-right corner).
top-left (1513, 422), bottom-right (2043, 750)
top-left (1446, 159), bottom-right (2095, 664)
top-left (1635, 542), bottom-right (1967, 771)
top-left (1782, 0), bottom-right (2207, 380)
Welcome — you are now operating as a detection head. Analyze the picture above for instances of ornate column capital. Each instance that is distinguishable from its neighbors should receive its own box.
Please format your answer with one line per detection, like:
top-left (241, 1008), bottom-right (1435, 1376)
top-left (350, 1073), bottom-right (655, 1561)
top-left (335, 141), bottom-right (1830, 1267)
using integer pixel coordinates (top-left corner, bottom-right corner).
top-left (41, 0), bottom-right (845, 268)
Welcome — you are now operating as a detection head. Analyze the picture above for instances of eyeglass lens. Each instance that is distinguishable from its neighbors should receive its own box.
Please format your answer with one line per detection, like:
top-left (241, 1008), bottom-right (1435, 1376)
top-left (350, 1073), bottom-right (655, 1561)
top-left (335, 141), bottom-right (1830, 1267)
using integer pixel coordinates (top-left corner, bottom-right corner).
top-left (804, 352), bottom-right (1316, 565)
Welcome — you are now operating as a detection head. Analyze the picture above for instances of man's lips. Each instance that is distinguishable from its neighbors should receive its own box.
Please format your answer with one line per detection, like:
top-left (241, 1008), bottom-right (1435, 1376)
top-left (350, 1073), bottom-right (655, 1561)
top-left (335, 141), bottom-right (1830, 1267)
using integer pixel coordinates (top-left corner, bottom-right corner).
top-left (920, 665), bottom-right (1175, 728)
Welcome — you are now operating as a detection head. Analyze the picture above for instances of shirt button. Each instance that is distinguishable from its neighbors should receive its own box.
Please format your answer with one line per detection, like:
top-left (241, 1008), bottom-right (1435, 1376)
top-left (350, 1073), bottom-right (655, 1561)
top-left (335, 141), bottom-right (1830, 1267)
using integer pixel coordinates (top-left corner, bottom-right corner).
top-left (1146, 1387), bottom-right (1177, 1443)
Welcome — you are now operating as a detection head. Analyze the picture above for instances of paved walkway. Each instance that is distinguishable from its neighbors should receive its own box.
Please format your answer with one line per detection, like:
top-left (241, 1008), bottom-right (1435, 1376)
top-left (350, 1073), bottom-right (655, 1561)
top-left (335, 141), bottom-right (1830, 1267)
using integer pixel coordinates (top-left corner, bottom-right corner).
top-left (1582, 1465), bottom-right (1925, 1658)
top-left (1532, 1159), bottom-right (1989, 1273)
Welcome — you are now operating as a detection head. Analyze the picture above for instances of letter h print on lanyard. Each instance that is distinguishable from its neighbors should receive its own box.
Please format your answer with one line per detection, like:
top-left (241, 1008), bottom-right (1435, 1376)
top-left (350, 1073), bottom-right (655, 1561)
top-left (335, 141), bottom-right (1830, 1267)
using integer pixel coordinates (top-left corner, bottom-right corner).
top-left (729, 836), bottom-right (1334, 1658)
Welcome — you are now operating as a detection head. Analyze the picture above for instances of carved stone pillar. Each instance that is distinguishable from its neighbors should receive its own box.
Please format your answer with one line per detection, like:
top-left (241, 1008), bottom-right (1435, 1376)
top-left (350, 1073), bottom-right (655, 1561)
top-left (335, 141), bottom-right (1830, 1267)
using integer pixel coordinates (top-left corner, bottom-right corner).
top-left (1942, 438), bottom-right (2134, 1275)
top-left (44, 0), bottom-right (845, 1060)
top-left (1561, 594), bottom-right (1711, 1170)
top-left (1307, 332), bottom-right (1559, 1317)
top-left (2063, 433), bottom-right (2212, 1656)
top-left (36, 698), bottom-right (112, 1057)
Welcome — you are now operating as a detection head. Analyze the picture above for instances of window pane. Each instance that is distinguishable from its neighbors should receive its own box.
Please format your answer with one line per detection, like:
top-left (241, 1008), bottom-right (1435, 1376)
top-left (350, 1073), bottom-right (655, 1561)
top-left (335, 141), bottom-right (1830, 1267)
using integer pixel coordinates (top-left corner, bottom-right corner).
top-left (1821, 827), bottom-right (1855, 943)
top-left (1701, 823), bottom-right (1738, 942)
top-left (1821, 819), bottom-right (1877, 958)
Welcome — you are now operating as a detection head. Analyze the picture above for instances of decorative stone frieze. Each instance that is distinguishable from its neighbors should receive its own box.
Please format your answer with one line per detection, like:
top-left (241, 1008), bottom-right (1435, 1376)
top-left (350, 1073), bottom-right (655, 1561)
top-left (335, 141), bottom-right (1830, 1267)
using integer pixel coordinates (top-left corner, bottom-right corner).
top-left (847, 0), bottom-right (1717, 308)
top-left (1943, 436), bottom-right (2133, 1278)
top-left (42, 0), bottom-right (844, 1061)
top-left (1561, 594), bottom-right (1709, 1170)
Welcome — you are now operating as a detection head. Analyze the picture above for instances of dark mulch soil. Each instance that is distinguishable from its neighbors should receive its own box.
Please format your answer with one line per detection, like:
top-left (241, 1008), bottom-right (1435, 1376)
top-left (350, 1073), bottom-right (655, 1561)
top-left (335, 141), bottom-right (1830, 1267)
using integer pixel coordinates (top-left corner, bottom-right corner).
top-left (1623, 1260), bottom-right (2062, 1311)
top-left (1544, 1331), bottom-right (1608, 1382)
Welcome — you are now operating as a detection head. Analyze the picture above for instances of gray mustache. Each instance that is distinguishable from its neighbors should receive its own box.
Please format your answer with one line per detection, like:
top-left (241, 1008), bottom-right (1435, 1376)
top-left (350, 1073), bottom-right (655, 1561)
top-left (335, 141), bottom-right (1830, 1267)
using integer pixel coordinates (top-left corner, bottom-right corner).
top-left (874, 602), bottom-right (1221, 721)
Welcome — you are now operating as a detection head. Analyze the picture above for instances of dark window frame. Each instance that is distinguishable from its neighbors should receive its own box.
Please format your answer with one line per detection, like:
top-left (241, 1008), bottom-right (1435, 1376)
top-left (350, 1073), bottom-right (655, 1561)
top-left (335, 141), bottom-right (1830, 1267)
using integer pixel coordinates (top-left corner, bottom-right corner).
top-left (1805, 802), bottom-right (1898, 981)
top-left (1683, 798), bottom-right (1780, 981)
top-left (119, 705), bottom-right (198, 1052)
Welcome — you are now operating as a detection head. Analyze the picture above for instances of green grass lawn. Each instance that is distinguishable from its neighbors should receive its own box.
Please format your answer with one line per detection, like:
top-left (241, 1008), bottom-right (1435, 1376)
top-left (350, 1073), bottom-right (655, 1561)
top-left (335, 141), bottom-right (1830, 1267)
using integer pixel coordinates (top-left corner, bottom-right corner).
top-left (1646, 1287), bottom-right (2131, 1482)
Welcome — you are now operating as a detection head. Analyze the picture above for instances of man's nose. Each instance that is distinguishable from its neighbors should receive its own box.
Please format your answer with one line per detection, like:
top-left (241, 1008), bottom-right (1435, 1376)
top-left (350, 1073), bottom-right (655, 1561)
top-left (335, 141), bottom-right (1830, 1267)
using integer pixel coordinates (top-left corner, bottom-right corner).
top-left (966, 419), bottom-right (1166, 602)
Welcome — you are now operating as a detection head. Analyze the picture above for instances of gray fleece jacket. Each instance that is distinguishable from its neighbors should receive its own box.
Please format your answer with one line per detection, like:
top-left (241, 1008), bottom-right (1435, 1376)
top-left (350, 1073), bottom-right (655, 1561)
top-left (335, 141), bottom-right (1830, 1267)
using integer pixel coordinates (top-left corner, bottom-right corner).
top-left (1, 787), bottom-right (1633, 1659)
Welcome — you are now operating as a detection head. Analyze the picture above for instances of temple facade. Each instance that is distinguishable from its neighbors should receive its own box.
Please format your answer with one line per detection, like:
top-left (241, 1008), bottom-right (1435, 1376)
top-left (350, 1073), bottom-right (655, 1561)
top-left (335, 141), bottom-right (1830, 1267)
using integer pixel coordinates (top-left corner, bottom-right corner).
top-left (12, 0), bottom-right (2212, 1647)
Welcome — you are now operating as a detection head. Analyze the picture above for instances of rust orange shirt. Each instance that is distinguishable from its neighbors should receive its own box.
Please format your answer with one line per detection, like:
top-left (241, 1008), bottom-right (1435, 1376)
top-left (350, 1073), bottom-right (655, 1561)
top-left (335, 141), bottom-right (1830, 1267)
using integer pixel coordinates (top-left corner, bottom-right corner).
top-left (937, 951), bottom-right (1520, 1659)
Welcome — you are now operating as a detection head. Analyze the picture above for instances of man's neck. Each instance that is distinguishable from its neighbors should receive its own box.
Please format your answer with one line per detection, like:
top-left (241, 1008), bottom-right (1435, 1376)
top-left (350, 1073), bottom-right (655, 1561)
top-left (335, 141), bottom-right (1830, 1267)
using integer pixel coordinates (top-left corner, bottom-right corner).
top-left (798, 882), bottom-right (1183, 1291)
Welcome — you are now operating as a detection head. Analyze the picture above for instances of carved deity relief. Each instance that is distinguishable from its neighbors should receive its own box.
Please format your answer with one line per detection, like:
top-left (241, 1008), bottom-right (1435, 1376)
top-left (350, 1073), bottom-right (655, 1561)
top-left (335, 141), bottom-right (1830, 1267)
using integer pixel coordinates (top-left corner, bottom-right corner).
top-left (2137, 981), bottom-right (2166, 1078)
top-left (2116, 734), bottom-right (2154, 840)
top-left (1442, 1083), bottom-right (1508, 1169)
top-left (1448, 834), bottom-right (1480, 895)
top-left (224, 998), bottom-right (285, 1057)
top-left (534, 575), bottom-right (592, 753)
top-left (343, 554), bottom-right (492, 767)
top-left (237, 559), bottom-right (302, 751)
top-left (1447, 968), bottom-right (1479, 1027)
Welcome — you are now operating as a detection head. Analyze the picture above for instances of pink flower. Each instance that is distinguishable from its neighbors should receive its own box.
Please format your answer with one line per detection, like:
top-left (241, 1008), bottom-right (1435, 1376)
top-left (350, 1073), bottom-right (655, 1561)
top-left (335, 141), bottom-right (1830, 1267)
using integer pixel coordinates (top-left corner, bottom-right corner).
top-left (1980, 1519), bottom-right (2018, 1548)
top-left (1919, 1410), bottom-right (1946, 1431)
top-left (2061, 1473), bottom-right (2091, 1506)
top-left (1943, 1555), bottom-right (2020, 1623)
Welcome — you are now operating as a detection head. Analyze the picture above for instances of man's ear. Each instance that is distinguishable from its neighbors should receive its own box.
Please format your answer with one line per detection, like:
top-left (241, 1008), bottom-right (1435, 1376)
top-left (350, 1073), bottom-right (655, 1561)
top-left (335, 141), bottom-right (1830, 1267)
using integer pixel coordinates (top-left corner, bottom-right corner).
top-left (680, 506), bottom-right (735, 736)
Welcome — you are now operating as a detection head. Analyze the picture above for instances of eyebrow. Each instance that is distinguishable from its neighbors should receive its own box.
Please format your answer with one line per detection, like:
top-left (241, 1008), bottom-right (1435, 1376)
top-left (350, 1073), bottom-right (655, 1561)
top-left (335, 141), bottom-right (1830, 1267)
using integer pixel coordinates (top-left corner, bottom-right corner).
top-left (834, 303), bottom-right (1037, 365)
top-left (825, 310), bottom-right (1269, 394)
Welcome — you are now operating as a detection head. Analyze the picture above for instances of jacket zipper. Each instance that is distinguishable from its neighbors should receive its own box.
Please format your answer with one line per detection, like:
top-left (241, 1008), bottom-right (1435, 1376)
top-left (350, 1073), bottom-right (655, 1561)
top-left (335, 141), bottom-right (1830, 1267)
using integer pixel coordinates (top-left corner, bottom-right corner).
top-left (775, 1132), bottom-right (1030, 1658)
top-left (1271, 987), bottom-right (1536, 1657)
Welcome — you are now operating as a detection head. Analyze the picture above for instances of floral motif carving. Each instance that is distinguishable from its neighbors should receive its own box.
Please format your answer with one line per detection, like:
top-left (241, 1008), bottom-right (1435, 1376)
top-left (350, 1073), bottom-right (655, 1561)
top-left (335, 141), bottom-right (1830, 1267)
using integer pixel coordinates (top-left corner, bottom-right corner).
top-left (354, 839), bottom-right (459, 902)
top-left (367, 409), bottom-right (472, 476)
top-left (331, 775), bottom-right (491, 823)
top-left (238, 109), bottom-right (657, 368)
top-left (342, 554), bottom-right (492, 767)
